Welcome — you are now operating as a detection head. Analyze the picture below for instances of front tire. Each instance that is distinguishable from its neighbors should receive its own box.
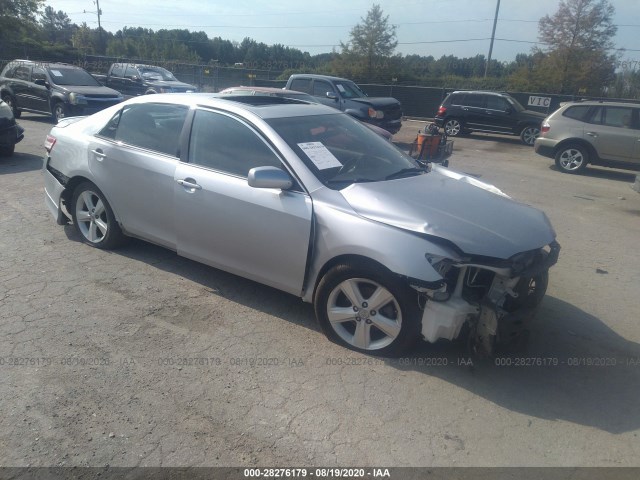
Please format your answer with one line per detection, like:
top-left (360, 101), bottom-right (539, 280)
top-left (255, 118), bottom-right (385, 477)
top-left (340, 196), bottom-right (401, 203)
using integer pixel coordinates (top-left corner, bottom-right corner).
top-left (520, 125), bottom-right (540, 146)
top-left (52, 102), bottom-right (66, 124)
top-left (555, 144), bottom-right (588, 173)
top-left (71, 182), bottom-right (127, 249)
top-left (443, 118), bottom-right (463, 137)
top-left (314, 261), bottom-right (421, 356)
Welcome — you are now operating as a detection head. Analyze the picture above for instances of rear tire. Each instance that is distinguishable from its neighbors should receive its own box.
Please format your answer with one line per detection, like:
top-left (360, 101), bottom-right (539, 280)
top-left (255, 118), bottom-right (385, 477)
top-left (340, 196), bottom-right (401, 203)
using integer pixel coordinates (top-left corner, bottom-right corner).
top-left (0, 144), bottom-right (15, 157)
top-left (2, 94), bottom-right (20, 118)
top-left (314, 261), bottom-right (421, 356)
top-left (71, 182), bottom-right (128, 249)
top-left (443, 118), bottom-right (463, 137)
top-left (555, 144), bottom-right (588, 173)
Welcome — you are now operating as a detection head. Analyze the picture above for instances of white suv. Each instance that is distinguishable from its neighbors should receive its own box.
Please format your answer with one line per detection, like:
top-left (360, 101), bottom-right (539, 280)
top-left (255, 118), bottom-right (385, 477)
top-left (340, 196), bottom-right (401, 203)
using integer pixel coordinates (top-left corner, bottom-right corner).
top-left (534, 101), bottom-right (640, 173)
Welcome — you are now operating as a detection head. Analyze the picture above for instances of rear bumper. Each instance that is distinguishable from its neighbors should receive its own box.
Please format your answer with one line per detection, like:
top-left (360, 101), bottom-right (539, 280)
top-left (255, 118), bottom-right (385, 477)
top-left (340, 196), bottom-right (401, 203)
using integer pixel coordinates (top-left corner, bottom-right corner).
top-left (0, 124), bottom-right (23, 147)
top-left (43, 157), bottom-right (68, 224)
top-left (534, 138), bottom-right (556, 158)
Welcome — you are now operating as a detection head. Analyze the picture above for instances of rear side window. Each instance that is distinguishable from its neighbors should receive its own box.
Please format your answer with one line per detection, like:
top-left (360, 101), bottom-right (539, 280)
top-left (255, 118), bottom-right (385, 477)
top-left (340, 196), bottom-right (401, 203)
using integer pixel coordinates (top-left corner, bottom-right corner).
top-left (562, 105), bottom-right (591, 121)
top-left (447, 93), bottom-right (464, 106)
top-left (289, 78), bottom-right (312, 94)
top-left (602, 107), bottom-right (635, 128)
top-left (100, 103), bottom-right (188, 156)
top-left (464, 94), bottom-right (485, 108)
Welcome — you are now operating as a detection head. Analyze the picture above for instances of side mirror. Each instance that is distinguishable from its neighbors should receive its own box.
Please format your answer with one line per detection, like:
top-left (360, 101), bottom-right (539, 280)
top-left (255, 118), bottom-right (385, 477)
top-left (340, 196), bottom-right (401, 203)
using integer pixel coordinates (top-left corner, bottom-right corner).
top-left (326, 92), bottom-right (338, 100)
top-left (505, 105), bottom-right (513, 114)
top-left (34, 79), bottom-right (49, 88)
top-left (248, 166), bottom-right (293, 190)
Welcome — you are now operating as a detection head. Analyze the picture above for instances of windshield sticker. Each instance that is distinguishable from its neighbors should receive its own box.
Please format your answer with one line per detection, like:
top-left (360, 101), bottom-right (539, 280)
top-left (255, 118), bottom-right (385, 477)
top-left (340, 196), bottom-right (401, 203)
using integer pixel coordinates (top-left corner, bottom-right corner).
top-left (336, 84), bottom-right (346, 93)
top-left (50, 70), bottom-right (63, 77)
top-left (297, 142), bottom-right (342, 170)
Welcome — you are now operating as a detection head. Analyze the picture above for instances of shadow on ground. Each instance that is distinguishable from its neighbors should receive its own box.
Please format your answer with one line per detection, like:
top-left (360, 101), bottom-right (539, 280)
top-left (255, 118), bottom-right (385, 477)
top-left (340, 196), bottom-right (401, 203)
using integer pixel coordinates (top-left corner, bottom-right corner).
top-left (0, 153), bottom-right (43, 174)
top-left (63, 229), bottom-right (639, 434)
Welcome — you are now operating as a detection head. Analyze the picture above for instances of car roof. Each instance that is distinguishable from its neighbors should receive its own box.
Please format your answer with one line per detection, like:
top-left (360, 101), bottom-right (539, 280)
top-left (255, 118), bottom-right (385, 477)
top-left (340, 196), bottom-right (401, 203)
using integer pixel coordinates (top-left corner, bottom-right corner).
top-left (221, 86), bottom-right (306, 95)
top-left (9, 59), bottom-right (78, 68)
top-left (449, 90), bottom-right (511, 97)
top-left (124, 92), bottom-right (338, 119)
top-left (559, 100), bottom-right (640, 108)
top-left (289, 74), bottom-right (353, 82)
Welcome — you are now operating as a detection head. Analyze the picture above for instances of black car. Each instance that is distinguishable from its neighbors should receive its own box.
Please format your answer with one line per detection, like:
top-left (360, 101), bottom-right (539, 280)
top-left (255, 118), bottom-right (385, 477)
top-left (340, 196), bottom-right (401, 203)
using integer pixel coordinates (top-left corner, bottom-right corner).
top-left (0, 60), bottom-right (123, 123)
top-left (434, 91), bottom-right (546, 146)
top-left (0, 98), bottom-right (24, 156)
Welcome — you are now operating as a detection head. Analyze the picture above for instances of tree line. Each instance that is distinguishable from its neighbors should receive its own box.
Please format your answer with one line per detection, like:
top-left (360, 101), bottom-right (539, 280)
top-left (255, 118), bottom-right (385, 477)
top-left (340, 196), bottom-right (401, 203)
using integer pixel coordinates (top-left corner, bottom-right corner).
top-left (1, 0), bottom-right (638, 98)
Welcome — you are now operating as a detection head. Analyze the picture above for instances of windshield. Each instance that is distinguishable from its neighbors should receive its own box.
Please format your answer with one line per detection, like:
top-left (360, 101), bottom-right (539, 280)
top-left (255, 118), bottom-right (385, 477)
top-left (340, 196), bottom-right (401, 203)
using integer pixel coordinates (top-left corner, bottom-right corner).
top-left (138, 67), bottom-right (177, 81)
top-left (47, 67), bottom-right (101, 86)
top-left (334, 80), bottom-right (367, 99)
top-left (267, 113), bottom-right (422, 189)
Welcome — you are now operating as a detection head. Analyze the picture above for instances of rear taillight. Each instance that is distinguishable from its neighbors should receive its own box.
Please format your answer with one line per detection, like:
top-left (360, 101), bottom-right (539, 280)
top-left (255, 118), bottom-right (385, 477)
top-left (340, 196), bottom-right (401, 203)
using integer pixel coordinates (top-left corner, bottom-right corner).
top-left (437, 106), bottom-right (447, 116)
top-left (541, 123), bottom-right (550, 134)
top-left (44, 135), bottom-right (56, 153)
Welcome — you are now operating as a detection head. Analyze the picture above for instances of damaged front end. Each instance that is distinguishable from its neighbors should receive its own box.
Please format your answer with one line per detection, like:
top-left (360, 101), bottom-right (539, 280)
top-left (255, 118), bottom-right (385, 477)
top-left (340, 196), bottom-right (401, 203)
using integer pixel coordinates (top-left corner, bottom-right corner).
top-left (413, 241), bottom-right (560, 356)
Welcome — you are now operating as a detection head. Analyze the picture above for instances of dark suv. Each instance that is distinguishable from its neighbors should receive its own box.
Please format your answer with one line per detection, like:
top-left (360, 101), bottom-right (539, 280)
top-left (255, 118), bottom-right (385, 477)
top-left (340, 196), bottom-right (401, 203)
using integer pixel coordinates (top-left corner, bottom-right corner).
top-left (434, 91), bottom-right (546, 145)
top-left (0, 60), bottom-right (123, 123)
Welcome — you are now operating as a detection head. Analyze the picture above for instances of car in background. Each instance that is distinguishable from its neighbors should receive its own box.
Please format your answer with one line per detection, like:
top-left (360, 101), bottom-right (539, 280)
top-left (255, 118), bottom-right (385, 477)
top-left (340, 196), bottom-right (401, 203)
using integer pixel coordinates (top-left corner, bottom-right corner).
top-left (94, 63), bottom-right (197, 97)
top-left (220, 86), bottom-right (393, 141)
top-left (434, 91), bottom-right (546, 146)
top-left (0, 97), bottom-right (24, 156)
top-left (534, 101), bottom-right (640, 174)
top-left (43, 93), bottom-right (559, 357)
top-left (285, 74), bottom-right (403, 134)
top-left (0, 60), bottom-right (123, 123)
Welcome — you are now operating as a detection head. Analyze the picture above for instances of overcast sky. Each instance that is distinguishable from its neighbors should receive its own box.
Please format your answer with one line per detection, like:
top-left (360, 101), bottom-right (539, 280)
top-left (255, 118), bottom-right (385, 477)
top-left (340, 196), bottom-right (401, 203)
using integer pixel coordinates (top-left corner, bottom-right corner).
top-left (47, 0), bottom-right (640, 64)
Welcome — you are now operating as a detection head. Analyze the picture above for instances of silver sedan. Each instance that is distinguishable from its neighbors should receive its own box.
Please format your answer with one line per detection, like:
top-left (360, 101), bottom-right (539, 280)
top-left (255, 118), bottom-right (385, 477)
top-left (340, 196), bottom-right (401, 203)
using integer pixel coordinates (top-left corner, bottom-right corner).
top-left (43, 94), bottom-right (559, 356)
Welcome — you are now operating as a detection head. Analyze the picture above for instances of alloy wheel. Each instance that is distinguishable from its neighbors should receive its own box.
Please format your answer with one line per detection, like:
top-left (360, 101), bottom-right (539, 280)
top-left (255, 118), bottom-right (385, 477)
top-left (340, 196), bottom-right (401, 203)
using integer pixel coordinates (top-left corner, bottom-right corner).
top-left (326, 277), bottom-right (402, 351)
top-left (75, 190), bottom-right (109, 244)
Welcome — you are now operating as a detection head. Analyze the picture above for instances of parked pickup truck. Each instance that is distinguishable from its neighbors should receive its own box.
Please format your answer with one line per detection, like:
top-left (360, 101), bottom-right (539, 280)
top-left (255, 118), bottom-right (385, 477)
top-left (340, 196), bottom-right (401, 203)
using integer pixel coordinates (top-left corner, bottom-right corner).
top-left (285, 74), bottom-right (402, 134)
top-left (94, 63), bottom-right (196, 97)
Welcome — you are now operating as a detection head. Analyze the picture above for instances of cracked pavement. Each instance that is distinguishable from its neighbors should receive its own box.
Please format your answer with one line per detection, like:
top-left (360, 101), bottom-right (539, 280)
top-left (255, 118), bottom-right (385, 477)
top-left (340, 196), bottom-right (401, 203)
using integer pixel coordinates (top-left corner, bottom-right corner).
top-left (0, 115), bottom-right (639, 467)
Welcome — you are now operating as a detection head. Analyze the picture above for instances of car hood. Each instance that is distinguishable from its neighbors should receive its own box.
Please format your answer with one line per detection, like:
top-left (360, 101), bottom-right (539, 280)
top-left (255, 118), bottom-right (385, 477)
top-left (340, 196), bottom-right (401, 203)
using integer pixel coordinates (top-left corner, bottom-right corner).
top-left (520, 109), bottom-right (547, 120)
top-left (340, 170), bottom-right (556, 259)
top-left (350, 97), bottom-right (401, 108)
top-left (145, 80), bottom-right (196, 90)
top-left (55, 85), bottom-right (122, 97)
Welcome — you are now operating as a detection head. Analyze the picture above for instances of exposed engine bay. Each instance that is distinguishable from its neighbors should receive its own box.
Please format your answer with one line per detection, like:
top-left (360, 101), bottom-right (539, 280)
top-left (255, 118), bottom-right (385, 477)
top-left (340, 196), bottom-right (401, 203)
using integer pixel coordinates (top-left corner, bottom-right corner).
top-left (414, 241), bottom-right (560, 356)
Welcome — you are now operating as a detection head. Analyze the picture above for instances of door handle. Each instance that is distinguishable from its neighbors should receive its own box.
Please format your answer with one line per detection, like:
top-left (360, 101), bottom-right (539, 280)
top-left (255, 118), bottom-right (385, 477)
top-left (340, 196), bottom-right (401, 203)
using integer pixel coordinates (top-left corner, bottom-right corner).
top-left (91, 149), bottom-right (106, 161)
top-left (586, 132), bottom-right (598, 138)
top-left (177, 179), bottom-right (202, 190)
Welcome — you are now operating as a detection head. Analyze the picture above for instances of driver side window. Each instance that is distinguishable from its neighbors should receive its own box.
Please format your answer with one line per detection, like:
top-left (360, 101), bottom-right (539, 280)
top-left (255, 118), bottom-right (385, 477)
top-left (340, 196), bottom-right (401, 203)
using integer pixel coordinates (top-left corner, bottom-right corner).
top-left (188, 109), bottom-right (285, 178)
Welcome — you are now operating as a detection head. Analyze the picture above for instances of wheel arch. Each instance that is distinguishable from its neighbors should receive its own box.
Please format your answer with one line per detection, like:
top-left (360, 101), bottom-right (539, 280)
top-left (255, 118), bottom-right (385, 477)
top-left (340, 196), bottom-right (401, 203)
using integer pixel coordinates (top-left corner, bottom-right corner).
top-left (61, 176), bottom-right (123, 225)
top-left (553, 138), bottom-right (598, 165)
top-left (311, 254), bottom-right (395, 303)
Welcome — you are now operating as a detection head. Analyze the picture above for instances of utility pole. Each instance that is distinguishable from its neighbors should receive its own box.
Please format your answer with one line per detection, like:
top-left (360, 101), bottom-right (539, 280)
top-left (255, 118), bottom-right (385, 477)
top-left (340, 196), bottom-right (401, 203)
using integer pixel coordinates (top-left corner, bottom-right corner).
top-left (95, 0), bottom-right (103, 53)
top-left (484, 0), bottom-right (500, 78)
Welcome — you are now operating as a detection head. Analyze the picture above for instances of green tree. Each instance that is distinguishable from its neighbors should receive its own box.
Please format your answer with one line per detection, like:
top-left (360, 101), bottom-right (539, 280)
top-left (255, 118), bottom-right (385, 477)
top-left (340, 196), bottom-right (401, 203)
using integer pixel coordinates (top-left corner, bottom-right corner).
top-left (40, 6), bottom-right (75, 45)
top-left (0, 0), bottom-right (44, 56)
top-left (339, 4), bottom-right (397, 79)
top-left (536, 0), bottom-right (618, 94)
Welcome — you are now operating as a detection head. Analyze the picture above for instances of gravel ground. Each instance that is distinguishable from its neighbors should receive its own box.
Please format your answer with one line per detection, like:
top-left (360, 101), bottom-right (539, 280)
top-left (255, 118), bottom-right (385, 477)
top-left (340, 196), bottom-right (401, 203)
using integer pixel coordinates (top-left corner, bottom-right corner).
top-left (0, 114), bottom-right (639, 468)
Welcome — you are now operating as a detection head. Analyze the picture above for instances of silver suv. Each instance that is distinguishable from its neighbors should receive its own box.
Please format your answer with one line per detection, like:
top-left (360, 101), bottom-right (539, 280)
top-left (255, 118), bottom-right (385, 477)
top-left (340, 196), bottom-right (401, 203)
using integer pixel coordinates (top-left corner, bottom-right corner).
top-left (534, 101), bottom-right (640, 173)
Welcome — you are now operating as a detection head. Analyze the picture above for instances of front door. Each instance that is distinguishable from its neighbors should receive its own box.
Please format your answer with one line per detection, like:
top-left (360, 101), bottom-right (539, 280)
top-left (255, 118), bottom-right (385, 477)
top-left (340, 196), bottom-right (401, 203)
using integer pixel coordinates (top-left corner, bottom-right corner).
top-left (175, 108), bottom-right (312, 295)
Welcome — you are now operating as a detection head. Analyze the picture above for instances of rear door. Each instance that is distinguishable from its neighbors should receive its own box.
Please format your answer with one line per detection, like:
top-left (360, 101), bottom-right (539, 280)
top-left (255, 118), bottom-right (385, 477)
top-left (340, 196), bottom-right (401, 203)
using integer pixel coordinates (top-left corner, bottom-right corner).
top-left (88, 102), bottom-right (189, 248)
top-left (463, 93), bottom-right (489, 129)
top-left (586, 106), bottom-right (638, 162)
top-left (174, 108), bottom-right (312, 295)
